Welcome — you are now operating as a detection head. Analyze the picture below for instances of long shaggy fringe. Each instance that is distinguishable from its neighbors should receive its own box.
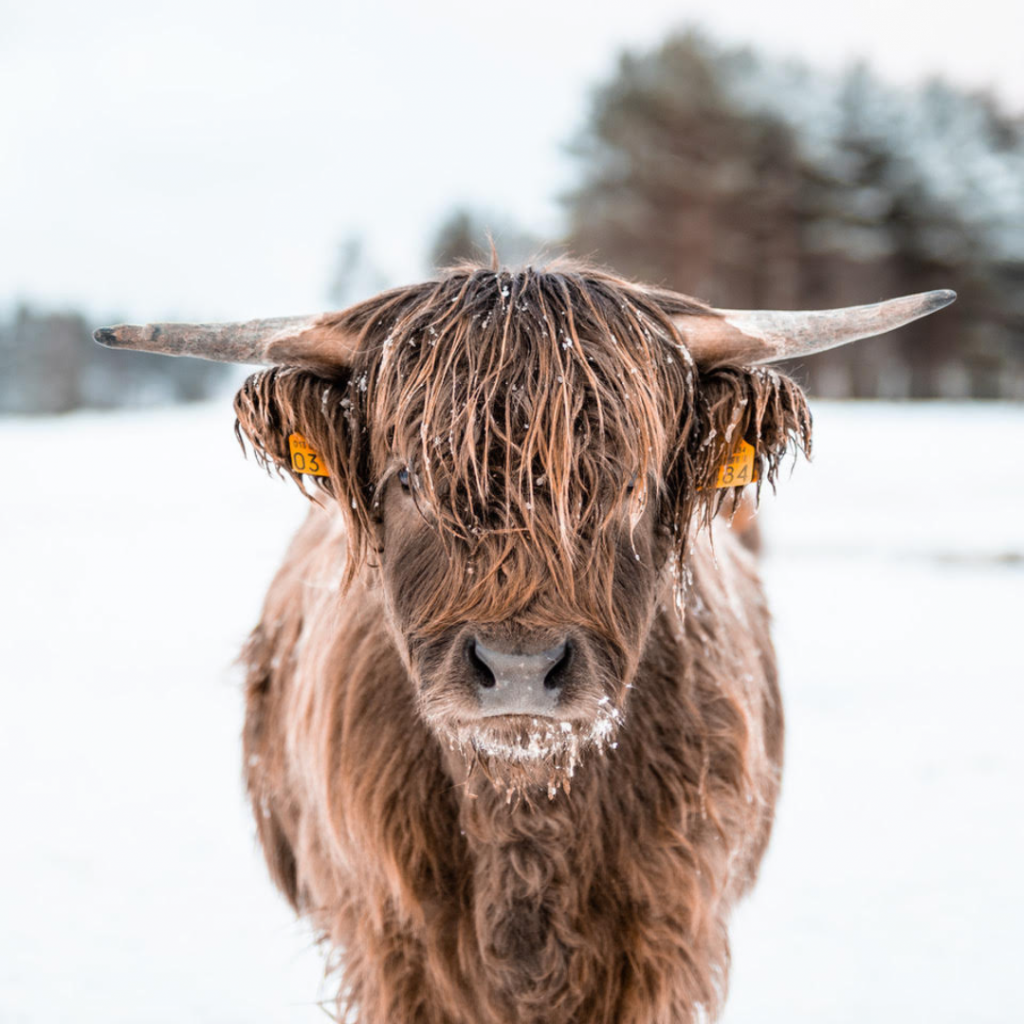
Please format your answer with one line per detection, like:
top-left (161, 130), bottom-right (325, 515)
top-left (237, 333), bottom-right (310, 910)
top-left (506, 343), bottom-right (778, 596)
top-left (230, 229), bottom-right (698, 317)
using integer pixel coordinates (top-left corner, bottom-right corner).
top-left (234, 261), bottom-right (810, 646)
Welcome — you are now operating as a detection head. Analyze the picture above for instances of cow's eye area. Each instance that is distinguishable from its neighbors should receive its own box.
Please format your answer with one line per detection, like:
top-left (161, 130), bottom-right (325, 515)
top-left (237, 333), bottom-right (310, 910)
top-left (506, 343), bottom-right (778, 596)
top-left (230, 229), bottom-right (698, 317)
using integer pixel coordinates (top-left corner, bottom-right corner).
top-left (397, 467), bottom-right (411, 491)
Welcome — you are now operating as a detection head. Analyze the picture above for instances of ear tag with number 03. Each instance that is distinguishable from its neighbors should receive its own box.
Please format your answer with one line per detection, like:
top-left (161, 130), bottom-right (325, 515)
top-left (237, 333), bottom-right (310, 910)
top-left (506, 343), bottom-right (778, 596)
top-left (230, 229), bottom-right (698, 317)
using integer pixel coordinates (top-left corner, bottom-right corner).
top-left (715, 439), bottom-right (757, 488)
top-left (288, 433), bottom-right (330, 477)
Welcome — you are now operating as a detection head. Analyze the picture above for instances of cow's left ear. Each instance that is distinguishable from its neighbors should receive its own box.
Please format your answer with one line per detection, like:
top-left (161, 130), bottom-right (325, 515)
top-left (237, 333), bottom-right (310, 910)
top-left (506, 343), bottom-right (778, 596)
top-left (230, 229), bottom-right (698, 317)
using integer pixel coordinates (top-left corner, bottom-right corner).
top-left (233, 367), bottom-right (375, 574)
top-left (688, 365), bottom-right (813, 504)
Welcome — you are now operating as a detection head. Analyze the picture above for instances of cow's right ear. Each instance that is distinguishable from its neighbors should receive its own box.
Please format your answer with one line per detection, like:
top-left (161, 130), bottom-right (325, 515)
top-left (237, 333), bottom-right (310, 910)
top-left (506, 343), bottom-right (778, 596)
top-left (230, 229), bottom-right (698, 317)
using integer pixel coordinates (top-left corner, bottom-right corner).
top-left (667, 364), bottom-right (813, 542)
top-left (691, 365), bottom-right (813, 496)
top-left (233, 367), bottom-right (375, 574)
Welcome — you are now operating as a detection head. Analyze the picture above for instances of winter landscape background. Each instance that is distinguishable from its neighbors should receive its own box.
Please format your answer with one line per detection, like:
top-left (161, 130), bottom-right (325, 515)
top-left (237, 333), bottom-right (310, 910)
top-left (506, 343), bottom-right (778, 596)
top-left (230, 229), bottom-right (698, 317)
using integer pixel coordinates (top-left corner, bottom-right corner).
top-left (6, 11), bottom-right (1024, 410)
top-left (4, 2), bottom-right (1023, 1021)
top-left (2, 399), bottom-right (1021, 1022)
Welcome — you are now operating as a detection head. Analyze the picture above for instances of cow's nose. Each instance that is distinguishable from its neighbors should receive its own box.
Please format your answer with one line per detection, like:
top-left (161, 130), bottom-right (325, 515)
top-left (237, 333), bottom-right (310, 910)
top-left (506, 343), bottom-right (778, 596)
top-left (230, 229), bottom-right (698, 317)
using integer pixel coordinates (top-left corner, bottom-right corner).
top-left (468, 638), bottom-right (572, 716)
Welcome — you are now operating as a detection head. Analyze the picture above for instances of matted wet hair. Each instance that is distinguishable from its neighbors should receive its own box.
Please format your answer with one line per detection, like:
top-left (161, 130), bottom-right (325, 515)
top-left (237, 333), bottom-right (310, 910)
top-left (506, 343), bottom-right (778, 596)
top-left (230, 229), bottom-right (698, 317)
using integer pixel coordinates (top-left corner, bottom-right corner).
top-left (234, 261), bottom-right (811, 636)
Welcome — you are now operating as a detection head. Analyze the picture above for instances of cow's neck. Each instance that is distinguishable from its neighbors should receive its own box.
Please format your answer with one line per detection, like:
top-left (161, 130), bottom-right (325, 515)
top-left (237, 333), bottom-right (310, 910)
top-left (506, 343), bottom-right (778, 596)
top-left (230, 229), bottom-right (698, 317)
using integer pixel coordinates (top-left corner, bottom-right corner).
top-left (443, 751), bottom-right (607, 1015)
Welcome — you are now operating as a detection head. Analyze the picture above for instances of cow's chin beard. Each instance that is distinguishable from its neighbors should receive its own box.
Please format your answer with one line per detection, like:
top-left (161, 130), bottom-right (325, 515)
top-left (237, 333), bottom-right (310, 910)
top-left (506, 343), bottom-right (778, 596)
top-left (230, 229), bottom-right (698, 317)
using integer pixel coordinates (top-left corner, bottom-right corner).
top-left (442, 709), bottom-right (624, 802)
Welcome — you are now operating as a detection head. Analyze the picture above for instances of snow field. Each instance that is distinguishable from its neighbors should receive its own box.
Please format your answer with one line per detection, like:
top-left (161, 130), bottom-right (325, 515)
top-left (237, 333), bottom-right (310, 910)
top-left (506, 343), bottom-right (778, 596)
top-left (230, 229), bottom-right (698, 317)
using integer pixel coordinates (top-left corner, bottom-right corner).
top-left (1, 400), bottom-right (1021, 1022)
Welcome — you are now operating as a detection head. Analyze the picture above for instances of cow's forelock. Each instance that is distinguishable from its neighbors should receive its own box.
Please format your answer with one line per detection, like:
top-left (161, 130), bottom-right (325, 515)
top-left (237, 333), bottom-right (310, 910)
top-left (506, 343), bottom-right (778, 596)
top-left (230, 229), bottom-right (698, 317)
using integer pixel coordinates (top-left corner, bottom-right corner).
top-left (363, 266), bottom-right (696, 625)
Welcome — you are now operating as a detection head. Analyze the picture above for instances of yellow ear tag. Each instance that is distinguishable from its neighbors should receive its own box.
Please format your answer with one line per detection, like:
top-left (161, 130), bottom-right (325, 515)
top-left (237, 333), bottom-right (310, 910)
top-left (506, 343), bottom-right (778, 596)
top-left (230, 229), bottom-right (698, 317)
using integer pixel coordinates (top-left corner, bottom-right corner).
top-left (715, 439), bottom-right (757, 488)
top-left (288, 433), bottom-right (330, 477)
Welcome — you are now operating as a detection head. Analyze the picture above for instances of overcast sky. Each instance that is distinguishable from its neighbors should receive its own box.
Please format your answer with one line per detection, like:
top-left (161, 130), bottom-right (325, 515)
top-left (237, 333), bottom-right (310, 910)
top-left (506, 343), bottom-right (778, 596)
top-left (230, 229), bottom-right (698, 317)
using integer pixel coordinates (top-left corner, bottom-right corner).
top-left (2, 0), bottom-right (1022, 322)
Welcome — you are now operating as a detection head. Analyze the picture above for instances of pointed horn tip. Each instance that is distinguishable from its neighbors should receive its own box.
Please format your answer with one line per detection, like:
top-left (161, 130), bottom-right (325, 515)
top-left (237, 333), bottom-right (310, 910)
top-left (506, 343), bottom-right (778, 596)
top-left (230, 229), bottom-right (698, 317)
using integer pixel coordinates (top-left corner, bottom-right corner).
top-left (920, 288), bottom-right (957, 313)
top-left (93, 325), bottom-right (139, 348)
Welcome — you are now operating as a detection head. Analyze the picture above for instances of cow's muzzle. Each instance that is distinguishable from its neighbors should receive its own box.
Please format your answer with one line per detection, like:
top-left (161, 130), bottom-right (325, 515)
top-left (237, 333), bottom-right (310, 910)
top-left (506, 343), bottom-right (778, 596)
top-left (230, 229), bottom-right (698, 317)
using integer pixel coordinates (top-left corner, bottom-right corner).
top-left (467, 637), bottom-right (572, 716)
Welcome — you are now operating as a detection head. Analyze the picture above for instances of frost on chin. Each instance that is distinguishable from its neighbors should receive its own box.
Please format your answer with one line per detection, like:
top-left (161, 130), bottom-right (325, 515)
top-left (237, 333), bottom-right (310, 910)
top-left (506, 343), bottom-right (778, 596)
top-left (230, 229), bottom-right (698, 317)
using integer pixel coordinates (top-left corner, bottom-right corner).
top-left (453, 703), bottom-right (623, 802)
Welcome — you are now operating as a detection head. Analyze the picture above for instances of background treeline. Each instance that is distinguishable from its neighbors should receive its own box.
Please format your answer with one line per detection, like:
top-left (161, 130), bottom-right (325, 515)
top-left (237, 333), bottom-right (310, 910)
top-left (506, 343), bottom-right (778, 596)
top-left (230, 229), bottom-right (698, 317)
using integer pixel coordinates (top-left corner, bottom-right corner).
top-left (437, 32), bottom-right (1024, 399)
top-left (0, 308), bottom-right (229, 414)
top-left (5, 30), bottom-right (1023, 413)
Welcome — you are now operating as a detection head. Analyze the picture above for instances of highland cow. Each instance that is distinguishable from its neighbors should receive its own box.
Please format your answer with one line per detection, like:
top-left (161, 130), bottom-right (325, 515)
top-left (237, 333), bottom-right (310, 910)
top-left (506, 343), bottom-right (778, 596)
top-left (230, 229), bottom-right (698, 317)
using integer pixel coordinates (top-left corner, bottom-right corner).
top-left (95, 263), bottom-right (953, 1023)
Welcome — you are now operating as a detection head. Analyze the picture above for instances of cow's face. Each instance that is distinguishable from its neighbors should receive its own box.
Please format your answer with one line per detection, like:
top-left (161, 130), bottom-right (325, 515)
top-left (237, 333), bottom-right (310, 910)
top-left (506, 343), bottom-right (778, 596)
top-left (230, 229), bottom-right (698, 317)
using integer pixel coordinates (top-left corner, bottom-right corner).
top-left (229, 266), bottom-right (815, 795)
top-left (349, 268), bottom-right (704, 795)
top-left (373, 452), bottom-right (673, 794)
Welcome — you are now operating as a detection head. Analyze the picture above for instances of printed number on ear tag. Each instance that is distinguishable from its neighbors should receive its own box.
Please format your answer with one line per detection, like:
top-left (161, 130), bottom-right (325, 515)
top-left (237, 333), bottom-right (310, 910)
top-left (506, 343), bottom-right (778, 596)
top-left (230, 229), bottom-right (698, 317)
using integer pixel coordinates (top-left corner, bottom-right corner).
top-left (288, 433), bottom-right (330, 477)
top-left (715, 439), bottom-right (757, 488)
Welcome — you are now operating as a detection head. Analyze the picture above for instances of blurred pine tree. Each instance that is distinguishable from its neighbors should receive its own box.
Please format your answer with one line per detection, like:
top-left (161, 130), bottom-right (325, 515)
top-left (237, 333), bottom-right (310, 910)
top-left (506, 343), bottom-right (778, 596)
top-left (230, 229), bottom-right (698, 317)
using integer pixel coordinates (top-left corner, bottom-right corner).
top-left (563, 31), bottom-right (1024, 399)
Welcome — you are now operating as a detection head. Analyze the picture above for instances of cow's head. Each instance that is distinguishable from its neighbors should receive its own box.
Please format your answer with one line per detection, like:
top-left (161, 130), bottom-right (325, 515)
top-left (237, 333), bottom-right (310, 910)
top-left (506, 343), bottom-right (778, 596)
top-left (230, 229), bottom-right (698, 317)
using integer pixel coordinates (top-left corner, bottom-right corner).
top-left (96, 263), bottom-right (953, 796)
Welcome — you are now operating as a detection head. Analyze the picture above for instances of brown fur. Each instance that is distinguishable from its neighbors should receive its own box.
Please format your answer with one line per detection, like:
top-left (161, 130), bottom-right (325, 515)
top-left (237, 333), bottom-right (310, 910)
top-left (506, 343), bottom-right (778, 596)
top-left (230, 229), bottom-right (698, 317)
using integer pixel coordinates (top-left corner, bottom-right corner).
top-left (233, 261), bottom-right (810, 1023)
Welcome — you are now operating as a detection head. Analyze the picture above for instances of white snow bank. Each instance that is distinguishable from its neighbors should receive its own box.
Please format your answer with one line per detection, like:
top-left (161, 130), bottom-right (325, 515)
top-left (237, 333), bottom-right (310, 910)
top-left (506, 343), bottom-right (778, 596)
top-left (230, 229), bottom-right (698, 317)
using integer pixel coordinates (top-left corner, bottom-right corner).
top-left (1, 401), bottom-right (1021, 1022)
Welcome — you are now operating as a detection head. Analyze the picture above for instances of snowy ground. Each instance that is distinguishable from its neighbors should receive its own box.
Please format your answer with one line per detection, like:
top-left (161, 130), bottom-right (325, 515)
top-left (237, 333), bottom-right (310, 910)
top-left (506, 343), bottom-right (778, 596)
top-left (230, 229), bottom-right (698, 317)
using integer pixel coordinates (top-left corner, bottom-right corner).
top-left (2, 400), bottom-right (1021, 1022)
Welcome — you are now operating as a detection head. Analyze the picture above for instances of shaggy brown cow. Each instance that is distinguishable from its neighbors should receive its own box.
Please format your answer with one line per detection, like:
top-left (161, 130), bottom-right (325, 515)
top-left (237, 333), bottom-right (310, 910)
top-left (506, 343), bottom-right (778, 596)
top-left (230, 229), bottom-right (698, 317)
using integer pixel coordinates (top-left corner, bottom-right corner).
top-left (96, 263), bottom-right (952, 1024)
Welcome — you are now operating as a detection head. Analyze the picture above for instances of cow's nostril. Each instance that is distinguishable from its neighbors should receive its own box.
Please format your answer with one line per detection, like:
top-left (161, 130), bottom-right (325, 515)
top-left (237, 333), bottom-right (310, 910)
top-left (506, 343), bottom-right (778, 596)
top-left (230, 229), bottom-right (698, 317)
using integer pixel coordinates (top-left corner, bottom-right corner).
top-left (467, 640), bottom-right (496, 688)
top-left (543, 640), bottom-right (573, 691)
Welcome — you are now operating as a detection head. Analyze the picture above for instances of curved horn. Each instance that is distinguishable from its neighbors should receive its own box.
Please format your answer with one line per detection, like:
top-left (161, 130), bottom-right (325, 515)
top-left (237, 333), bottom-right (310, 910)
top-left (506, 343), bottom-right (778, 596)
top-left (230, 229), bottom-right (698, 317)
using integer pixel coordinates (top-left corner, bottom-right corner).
top-left (675, 290), bottom-right (956, 368)
top-left (93, 313), bottom-right (357, 369)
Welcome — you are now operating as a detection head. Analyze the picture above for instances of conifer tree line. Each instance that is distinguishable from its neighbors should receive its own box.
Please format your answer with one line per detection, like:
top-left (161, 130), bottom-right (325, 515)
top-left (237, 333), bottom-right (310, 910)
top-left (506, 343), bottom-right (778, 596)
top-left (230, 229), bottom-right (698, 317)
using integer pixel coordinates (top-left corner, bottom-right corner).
top-left (437, 32), bottom-right (1024, 399)
top-left (4, 30), bottom-right (1022, 412)
top-left (0, 308), bottom-right (229, 415)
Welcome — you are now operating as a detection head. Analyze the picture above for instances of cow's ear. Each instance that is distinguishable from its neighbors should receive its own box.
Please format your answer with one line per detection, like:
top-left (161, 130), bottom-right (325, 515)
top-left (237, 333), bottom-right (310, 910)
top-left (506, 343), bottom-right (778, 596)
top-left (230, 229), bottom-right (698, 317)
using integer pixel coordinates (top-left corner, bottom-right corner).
top-left (233, 368), bottom-right (374, 576)
top-left (681, 366), bottom-right (812, 518)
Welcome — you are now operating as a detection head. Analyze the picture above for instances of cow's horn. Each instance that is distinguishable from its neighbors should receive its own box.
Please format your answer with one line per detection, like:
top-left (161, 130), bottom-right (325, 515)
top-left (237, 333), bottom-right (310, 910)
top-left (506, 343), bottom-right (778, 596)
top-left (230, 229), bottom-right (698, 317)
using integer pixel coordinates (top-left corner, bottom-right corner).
top-left (93, 314), bottom-right (357, 368)
top-left (676, 290), bottom-right (956, 367)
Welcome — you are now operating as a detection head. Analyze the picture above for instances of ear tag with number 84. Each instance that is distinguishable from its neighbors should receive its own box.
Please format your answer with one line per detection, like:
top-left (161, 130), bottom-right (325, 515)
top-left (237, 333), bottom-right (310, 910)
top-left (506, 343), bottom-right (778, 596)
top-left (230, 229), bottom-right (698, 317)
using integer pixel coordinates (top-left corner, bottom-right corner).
top-left (715, 439), bottom-right (757, 488)
top-left (288, 433), bottom-right (330, 477)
